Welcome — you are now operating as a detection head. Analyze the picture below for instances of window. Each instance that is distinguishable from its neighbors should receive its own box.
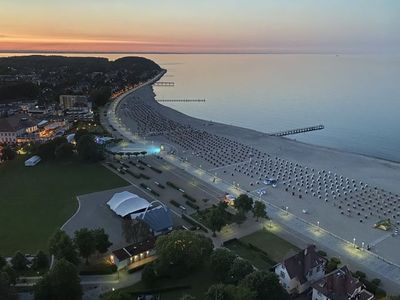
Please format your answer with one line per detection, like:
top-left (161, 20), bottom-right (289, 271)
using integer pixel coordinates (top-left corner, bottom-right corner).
top-left (280, 271), bottom-right (285, 278)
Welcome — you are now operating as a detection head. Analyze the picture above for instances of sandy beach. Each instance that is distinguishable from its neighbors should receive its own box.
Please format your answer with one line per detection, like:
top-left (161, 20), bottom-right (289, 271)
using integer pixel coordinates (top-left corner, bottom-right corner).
top-left (110, 79), bottom-right (400, 271)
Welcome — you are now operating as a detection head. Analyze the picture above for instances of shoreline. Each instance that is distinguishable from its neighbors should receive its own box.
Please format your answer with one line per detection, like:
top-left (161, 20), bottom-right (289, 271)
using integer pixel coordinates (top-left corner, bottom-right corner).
top-left (105, 72), bottom-right (400, 292)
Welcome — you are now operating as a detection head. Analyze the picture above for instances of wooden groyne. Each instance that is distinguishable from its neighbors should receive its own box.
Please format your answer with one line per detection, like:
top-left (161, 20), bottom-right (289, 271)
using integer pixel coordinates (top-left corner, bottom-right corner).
top-left (271, 125), bottom-right (324, 137)
top-left (156, 99), bottom-right (206, 103)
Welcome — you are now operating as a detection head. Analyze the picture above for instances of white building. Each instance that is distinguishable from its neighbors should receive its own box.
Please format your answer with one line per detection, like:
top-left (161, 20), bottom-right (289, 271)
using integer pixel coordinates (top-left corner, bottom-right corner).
top-left (107, 191), bottom-right (150, 217)
top-left (311, 266), bottom-right (374, 300)
top-left (275, 245), bottom-right (326, 295)
top-left (25, 155), bottom-right (41, 167)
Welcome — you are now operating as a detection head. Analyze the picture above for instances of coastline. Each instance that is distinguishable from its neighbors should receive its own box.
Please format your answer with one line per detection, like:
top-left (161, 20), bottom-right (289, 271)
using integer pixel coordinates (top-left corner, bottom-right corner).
top-left (125, 84), bottom-right (400, 194)
top-left (104, 72), bottom-right (400, 292)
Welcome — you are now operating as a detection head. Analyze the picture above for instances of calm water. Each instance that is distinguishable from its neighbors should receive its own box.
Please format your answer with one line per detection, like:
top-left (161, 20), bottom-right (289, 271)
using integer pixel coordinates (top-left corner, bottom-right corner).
top-left (2, 53), bottom-right (400, 161)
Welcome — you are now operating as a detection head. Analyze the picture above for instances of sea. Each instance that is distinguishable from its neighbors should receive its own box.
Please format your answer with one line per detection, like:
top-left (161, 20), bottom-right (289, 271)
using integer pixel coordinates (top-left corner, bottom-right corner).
top-left (1, 53), bottom-right (400, 162)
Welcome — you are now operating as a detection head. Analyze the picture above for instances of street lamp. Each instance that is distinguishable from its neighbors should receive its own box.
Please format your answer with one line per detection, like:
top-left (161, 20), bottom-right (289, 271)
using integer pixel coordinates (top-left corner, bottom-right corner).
top-left (285, 206), bottom-right (289, 215)
top-left (361, 241), bottom-right (365, 250)
top-left (317, 221), bottom-right (320, 231)
top-left (353, 238), bottom-right (356, 247)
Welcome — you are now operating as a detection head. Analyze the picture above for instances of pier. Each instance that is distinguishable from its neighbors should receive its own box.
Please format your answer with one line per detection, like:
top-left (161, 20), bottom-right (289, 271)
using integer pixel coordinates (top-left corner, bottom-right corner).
top-left (156, 99), bottom-right (206, 103)
top-left (271, 125), bottom-right (324, 136)
top-left (154, 81), bottom-right (175, 86)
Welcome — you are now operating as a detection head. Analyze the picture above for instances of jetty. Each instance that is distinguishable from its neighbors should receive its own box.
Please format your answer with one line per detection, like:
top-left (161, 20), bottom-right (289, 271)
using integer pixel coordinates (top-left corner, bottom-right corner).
top-left (156, 99), bottom-right (206, 103)
top-left (271, 125), bottom-right (324, 137)
top-left (154, 81), bottom-right (175, 86)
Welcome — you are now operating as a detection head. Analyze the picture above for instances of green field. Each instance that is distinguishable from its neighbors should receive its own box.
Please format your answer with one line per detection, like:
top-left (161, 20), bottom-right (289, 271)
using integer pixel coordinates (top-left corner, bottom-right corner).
top-left (0, 158), bottom-right (127, 256)
top-left (240, 229), bottom-right (300, 262)
top-left (225, 229), bottom-right (299, 270)
top-left (103, 264), bottom-right (215, 300)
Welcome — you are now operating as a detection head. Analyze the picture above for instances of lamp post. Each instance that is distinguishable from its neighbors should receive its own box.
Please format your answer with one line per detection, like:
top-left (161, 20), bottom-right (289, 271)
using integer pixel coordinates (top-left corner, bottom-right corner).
top-left (317, 221), bottom-right (320, 231)
top-left (285, 206), bottom-right (289, 215)
top-left (353, 238), bottom-right (356, 248)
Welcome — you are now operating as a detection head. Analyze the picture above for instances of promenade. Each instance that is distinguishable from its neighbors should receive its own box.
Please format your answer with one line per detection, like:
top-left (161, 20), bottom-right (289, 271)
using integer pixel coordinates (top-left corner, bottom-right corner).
top-left (103, 75), bottom-right (400, 294)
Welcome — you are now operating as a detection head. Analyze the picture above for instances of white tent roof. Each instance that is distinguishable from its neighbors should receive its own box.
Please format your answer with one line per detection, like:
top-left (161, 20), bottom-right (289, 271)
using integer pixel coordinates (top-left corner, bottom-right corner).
top-left (107, 191), bottom-right (150, 217)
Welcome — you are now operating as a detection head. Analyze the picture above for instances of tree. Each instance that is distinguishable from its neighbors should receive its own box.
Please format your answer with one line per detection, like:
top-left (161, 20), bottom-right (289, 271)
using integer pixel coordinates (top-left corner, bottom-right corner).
top-left (234, 194), bottom-right (253, 215)
top-left (122, 219), bottom-right (151, 244)
top-left (155, 230), bottom-right (213, 276)
top-left (76, 134), bottom-right (103, 162)
top-left (74, 128), bottom-right (89, 143)
top-left (228, 258), bottom-right (254, 284)
top-left (0, 256), bottom-right (6, 269)
top-left (34, 259), bottom-right (82, 300)
top-left (11, 251), bottom-right (28, 271)
top-left (90, 86), bottom-right (111, 107)
top-left (252, 201), bottom-right (267, 221)
top-left (55, 143), bottom-right (74, 160)
top-left (74, 228), bottom-right (96, 264)
top-left (238, 271), bottom-right (288, 300)
top-left (180, 295), bottom-right (196, 300)
top-left (1, 146), bottom-right (16, 161)
top-left (49, 230), bottom-right (79, 265)
top-left (2, 265), bottom-right (17, 285)
top-left (37, 137), bottom-right (68, 160)
top-left (32, 251), bottom-right (49, 271)
top-left (93, 228), bottom-right (112, 254)
top-left (103, 292), bottom-right (131, 300)
top-left (326, 257), bottom-right (341, 273)
top-left (205, 284), bottom-right (236, 300)
top-left (141, 263), bottom-right (157, 287)
top-left (207, 207), bottom-right (226, 236)
top-left (0, 272), bottom-right (15, 300)
top-left (210, 248), bottom-right (236, 281)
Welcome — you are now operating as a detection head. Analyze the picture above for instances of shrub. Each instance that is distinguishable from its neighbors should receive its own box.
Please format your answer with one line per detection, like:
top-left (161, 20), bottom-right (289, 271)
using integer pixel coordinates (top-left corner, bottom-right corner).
top-left (142, 264), bottom-right (157, 287)
top-left (183, 194), bottom-right (197, 203)
top-left (140, 173), bottom-right (150, 180)
top-left (186, 201), bottom-right (199, 210)
top-left (317, 250), bottom-right (327, 257)
top-left (170, 200), bottom-right (180, 207)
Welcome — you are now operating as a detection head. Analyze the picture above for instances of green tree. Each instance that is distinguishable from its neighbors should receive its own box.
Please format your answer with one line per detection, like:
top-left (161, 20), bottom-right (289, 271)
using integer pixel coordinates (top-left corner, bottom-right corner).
top-left (252, 201), bottom-right (267, 221)
top-left (34, 259), bottom-right (82, 300)
top-left (155, 230), bottom-right (213, 276)
top-left (90, 86), bottom-right (111, 107)
top-left (207, 207), bottom-right (226, 236)
top-left (239, 271), bottom-right (288, 300)
top-left (205, 284), bottom-right (236, 300)
top-left (49, 230), bottom-right (79, 265)
top-left (228, 258), bottom-right (254, 284)
top-left (0, 256), bottom-right (6, 269)
top-left (74, 128), bottom-right (89, 143)
top-left (210, 248), bottom-right (236, 281)
top-left (234, 194), bottom-right (253, 215)
top-left (141, 263), bottom-right (157, 287)
top-left (1, 146), bottom-right (16, 161)
top-left (326, 257), bottom-right (341, 273)
top-left (77, 134), bottom-right (103, 162)
top-left (55, 143), bottom-right (74, 160)
top-left (180, 295), bottom-right (196, 300)
top-left (11, 251), bottom-right (28, 271)
top-left (32, 251), bottom-right (49, 271)
top-left (2, 265), bottom-right (17, 285)
top-left (0, 272), bottom-right (15, 300)
top-left (93, 228), bottom-right (112, 254)
top-left (74, 228), bottom-right (96, 264)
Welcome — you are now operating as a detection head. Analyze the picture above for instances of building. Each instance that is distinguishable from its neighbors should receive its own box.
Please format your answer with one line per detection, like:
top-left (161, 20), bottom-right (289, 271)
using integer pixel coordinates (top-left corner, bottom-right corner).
top-left (110, 237), bottom-right (156, 270)
top-left (25, 155), bottom-right (41, 167)
top-left (0, 114), bottom-right (38, 144)
top-left (311, 266), bottom-right (374, 300)
top-left (135, 205), bottom-right (173, 236)
top-left (275, 245), bottom-right (326, 295)
top-left (107, 191), bottom-right (151, 217)
top-left (59, 95), bottom-right (89, 110)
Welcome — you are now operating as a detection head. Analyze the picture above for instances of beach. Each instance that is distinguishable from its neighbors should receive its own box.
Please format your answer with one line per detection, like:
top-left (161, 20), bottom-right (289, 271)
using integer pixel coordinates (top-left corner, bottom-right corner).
top-left (104, 74), bottom-right (400, 291)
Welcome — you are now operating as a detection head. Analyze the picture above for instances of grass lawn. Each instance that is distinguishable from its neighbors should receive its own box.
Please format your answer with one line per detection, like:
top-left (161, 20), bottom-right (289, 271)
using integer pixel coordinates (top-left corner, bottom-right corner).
top-left (104, 263), bottom-right (215, 300)
top-left (225, 229), bottom-right (300, 270)
top-left (0, 157), bottom-right (127, 256)
top-left (240, 229), bottom-right (300, 262)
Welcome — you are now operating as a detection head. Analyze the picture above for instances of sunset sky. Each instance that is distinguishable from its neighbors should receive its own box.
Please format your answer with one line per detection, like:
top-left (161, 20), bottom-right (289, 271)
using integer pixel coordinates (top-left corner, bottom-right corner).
top-left (1, 0), bottom-right (399, 53)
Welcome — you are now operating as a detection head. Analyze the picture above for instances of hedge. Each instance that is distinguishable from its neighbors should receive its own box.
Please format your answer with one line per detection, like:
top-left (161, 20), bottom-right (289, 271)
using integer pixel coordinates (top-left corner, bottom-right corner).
top-left (185, 201), bottom-right (199, 210)
top-left (183, 193), bottom-right (197, 203)
top-left (170, 199), bottom-right (180, 207)
top-left (182, 214), bottom-right (208, 233)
